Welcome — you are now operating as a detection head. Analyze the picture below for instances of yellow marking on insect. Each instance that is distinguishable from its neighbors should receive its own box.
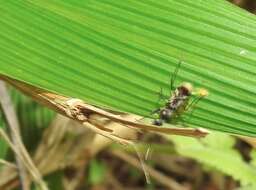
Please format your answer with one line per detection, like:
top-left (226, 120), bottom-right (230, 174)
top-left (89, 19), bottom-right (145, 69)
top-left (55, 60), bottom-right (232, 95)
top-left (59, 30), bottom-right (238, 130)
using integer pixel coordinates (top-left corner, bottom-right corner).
top-left (192, 88), bottom-right (209, 97)
top-left (198, 88), bottom-right (209, 97)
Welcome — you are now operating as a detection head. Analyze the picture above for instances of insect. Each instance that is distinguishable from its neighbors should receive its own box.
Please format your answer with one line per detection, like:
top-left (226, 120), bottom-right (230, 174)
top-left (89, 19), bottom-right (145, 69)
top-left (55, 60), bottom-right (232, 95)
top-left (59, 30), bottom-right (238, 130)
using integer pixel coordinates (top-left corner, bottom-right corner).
top-left (152, 61), bottom-right (208, 126)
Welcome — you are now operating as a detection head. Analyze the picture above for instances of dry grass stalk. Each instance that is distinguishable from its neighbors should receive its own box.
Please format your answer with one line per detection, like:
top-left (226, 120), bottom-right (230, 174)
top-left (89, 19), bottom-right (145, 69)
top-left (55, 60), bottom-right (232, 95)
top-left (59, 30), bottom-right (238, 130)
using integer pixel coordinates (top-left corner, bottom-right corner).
top-left (0, 128), bottom-right (48, 190)
top-left (0, 114), bottom-right (137, 189)
top-left (110, 149), bottom-right (189, 190)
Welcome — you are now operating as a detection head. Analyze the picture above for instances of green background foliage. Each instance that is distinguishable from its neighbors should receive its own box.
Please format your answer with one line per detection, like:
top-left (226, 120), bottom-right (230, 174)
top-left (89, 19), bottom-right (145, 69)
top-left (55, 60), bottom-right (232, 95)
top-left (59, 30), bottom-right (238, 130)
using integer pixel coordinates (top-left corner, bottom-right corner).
top-left (169, 132), bottom-right (256, 186)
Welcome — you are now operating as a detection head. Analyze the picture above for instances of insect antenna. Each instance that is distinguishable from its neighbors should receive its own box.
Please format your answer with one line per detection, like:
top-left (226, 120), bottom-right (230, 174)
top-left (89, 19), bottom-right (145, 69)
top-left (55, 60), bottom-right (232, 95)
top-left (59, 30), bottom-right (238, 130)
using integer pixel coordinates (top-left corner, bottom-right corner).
top-left (170, 60), bottom-right (182, 92)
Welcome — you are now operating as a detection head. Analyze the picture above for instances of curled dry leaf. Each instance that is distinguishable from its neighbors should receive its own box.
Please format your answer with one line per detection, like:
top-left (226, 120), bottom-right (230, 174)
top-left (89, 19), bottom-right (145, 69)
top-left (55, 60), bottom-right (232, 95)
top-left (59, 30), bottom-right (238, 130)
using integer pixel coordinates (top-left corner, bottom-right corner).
top-left (1, 76), bottom-right (209, 143)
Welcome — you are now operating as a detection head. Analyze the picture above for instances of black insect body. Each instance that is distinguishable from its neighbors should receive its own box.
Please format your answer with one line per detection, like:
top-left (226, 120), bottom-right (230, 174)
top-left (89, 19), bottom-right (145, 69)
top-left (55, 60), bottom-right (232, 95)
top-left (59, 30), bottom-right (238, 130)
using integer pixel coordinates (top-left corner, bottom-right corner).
top-left (153, 82), bottom-right (193, 126)
top-left (152, 60), bottom-right (208, 126)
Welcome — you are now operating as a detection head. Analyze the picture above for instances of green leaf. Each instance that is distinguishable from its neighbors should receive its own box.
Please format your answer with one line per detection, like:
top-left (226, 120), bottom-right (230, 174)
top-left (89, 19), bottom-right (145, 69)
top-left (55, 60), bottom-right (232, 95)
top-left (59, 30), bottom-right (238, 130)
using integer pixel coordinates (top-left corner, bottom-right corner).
top-left (200, 131), bottom-right (235, 149)
top-left (0, 0), bottom-right (256, 136)
top-left (42, 171), bottom-right (63, 190)
top-left (250, 150), bottom-right (256, 168)
top-left (236, 186), bottom-right (256, 190)
top-left (88, 159), bottom-right (106, 185)
top-left (0, 114), bottom-right (8, 161)
top-left (169, 132), bottom-right (256, 186)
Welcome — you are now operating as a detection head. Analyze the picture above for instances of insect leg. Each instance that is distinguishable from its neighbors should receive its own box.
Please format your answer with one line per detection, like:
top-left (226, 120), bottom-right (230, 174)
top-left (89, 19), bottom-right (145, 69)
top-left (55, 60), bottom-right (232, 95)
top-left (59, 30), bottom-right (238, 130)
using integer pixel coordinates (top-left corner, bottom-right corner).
top-left (157, 87), bottom-right (165, 102)
top-left (185, 88), bottom-right (209, 112)
top-left (151, 108), bottom-right (161, 115)
top-left (185, 96), bottom-right (202, 112)
top-left (184, 89), bottom-right (208, 122)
